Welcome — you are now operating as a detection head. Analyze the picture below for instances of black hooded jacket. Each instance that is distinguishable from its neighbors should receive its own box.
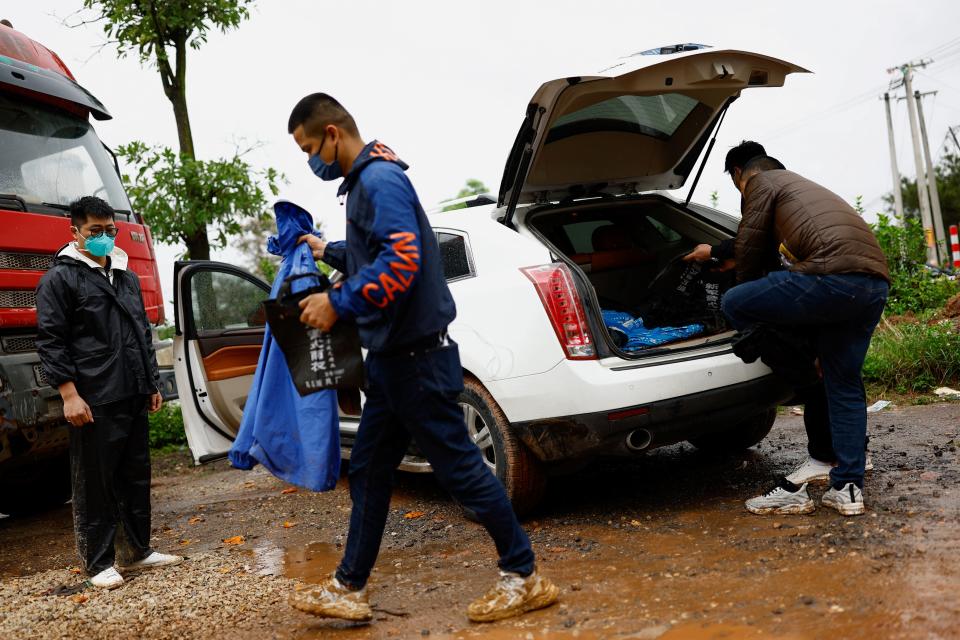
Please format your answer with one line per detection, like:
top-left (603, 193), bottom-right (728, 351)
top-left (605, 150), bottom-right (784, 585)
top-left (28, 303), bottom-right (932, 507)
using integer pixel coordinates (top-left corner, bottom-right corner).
top-left (35, 249), bottom-right (161, 406)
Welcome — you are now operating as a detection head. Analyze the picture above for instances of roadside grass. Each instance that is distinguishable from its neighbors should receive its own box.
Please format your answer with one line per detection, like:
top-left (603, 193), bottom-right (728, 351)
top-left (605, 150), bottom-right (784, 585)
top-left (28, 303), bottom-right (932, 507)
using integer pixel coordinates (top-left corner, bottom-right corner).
top-left (863, 317), bottom-right (960, 396)
top-left (149, 401), bottom-right (188, 452)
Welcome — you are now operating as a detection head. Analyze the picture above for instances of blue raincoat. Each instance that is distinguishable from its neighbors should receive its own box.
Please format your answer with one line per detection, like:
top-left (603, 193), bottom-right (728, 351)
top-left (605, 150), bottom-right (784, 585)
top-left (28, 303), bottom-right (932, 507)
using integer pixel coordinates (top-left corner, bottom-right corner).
top-left (602, 310), bottom-right (704, 351)
top-left (228, 200), bottom-right (340, 491)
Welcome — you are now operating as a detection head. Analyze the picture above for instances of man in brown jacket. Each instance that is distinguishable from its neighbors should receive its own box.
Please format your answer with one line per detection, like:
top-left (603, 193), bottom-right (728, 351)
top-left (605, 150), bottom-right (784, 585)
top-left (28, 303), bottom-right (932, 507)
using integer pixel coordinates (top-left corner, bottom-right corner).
top-left (720, 155), bottom-right (889, 517)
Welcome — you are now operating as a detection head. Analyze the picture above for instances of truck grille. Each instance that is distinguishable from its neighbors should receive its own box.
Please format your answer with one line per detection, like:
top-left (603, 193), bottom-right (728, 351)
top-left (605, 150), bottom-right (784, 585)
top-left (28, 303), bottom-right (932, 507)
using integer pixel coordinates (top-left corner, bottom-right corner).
top-left (0, 290), bottom-right (37, 308)
top-left (34, 364), bottom-right (49, 386)
top-left (1, 334), bottom-right (37, 353)
top-left (0, 251), bottom-right (53, 271)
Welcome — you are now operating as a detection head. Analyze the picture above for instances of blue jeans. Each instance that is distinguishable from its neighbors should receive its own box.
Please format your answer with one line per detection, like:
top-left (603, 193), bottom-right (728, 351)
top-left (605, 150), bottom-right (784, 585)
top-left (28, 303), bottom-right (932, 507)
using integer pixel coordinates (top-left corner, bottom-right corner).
top-left (721, 271), bottom-right (888, 488)
top-left (335, 340), bottom-right (535, 589)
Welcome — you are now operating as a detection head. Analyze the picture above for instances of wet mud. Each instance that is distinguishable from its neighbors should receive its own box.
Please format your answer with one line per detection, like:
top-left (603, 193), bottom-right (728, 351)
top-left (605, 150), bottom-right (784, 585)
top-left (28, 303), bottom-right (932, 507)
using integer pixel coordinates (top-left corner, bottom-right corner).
top-left (0, 402), bottom-right (957, 639)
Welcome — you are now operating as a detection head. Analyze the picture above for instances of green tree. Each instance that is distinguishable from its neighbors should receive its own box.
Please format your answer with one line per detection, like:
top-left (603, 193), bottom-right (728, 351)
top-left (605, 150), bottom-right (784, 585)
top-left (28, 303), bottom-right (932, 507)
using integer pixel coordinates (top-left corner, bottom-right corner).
top-left (871, 212), bottom-right (958, 315)
top-left (79, 0), bottom-right (261, 259)
top-left (117, 141), bottom-right (280, 258)
top-left (441, 179), bottom-right (490, 211)
top-left (885, 153), bottom-right (960, 229)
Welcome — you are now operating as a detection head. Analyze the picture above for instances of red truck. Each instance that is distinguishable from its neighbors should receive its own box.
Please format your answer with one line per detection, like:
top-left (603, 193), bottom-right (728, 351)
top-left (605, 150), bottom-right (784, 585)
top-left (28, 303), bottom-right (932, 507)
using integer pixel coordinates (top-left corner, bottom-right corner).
top-left (0, 21), bottom-right (166, 514)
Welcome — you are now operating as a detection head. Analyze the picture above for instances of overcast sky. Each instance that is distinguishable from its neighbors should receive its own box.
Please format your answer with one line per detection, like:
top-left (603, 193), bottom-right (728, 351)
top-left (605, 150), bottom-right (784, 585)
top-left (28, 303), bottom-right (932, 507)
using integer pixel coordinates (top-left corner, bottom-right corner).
top-left (12, 1), bottom-right (960, 315)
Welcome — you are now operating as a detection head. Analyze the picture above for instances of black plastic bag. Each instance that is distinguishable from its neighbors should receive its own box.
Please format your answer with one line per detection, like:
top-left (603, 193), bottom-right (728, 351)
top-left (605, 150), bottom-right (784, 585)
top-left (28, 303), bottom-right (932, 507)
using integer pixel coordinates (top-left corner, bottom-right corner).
top-left (263, 273), bottom-right (364, 395)
top-left (636, 255), bottom-right (735, 332)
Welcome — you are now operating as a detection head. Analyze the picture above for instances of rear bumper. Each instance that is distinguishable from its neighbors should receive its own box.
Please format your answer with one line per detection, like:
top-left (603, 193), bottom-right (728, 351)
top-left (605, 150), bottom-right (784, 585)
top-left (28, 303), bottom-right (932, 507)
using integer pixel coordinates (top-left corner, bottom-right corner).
top-left (511, 374), bottom-right (792, 462)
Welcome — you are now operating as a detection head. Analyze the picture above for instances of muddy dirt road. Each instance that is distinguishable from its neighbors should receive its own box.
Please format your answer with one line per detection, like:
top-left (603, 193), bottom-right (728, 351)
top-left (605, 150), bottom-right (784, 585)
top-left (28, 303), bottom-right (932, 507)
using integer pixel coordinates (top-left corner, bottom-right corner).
top-left (0, 403), bottom-right (957, 639)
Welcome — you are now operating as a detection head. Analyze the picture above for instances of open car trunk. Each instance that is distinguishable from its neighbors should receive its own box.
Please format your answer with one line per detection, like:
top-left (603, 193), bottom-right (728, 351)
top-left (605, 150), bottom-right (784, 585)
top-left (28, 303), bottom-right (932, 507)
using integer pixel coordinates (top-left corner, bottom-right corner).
top-left (523, 195), bottom-right (739, 358)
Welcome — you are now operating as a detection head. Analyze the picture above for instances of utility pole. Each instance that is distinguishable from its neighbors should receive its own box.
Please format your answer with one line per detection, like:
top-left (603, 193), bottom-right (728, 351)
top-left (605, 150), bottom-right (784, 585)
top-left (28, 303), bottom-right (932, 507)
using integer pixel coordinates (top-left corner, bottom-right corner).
top-left (915, 90), bottom-right (947, 264)
top-left (883, 93), bottom-right (905, 220)
top-left (890, 60), bottom-right (938, 265)
top-left (950, 126), bottom-right (960, 152)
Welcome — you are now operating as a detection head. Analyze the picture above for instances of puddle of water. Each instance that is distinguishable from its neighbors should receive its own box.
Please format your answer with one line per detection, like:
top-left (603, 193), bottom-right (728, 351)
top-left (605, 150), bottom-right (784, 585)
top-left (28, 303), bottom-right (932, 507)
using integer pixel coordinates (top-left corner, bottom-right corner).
top-left (251, 541), bottom-right (342, 583)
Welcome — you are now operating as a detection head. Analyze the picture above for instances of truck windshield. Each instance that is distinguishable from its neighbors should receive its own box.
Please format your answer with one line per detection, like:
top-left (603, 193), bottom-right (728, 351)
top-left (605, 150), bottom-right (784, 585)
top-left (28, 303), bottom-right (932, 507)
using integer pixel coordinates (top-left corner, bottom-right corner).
top-left (0, 93), bottom-right (131, 213)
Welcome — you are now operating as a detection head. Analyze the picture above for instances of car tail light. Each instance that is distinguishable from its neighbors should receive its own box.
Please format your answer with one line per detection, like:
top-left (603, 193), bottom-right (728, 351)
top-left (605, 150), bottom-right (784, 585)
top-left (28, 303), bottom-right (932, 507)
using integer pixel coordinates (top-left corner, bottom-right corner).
top-left (521, 263), bottom-right (596, 360)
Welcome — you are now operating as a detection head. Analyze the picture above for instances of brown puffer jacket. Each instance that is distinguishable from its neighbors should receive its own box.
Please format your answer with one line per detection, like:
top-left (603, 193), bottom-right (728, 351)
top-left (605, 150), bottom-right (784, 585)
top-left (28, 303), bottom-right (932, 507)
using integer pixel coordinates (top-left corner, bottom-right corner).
top-left (735, 170), bottom-right (890, 284)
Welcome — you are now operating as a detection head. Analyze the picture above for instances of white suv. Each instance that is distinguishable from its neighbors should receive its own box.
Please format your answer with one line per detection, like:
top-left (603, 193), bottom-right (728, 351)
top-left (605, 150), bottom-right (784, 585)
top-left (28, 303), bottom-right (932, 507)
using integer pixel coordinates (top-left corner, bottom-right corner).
top-left (174, 44), bottom-right (807, 513)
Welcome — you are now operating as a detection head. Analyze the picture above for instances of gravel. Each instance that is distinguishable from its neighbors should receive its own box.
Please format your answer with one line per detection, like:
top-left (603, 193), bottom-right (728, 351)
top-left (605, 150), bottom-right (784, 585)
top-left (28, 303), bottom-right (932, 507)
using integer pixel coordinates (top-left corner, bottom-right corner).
top-left (0, 552), bottom-right (296, 639)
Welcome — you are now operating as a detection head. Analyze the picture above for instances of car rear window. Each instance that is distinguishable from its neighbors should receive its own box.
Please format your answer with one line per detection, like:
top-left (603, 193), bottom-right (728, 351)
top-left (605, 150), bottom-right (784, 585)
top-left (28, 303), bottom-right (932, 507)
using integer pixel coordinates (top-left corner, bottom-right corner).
top-left (547, 93), bottom-right (699, 143)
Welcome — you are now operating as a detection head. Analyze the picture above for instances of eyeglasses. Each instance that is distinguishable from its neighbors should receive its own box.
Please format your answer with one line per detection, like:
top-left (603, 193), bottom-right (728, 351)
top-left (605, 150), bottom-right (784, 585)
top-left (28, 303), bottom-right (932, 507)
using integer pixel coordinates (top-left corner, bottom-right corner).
top-left (84, 227), bottom-right (120, 238)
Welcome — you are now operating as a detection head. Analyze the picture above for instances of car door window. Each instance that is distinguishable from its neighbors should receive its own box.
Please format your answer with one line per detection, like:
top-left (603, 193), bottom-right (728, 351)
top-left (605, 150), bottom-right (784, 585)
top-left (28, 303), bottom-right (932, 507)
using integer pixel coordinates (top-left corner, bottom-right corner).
top-left (645, 216), bottom-right (683, 243)
top-left (189, 270), bottom-right (267, 334)
top-left (436, 232), bottom-right (474, 281)
top-left (563, 220), bottom-right (616, 253)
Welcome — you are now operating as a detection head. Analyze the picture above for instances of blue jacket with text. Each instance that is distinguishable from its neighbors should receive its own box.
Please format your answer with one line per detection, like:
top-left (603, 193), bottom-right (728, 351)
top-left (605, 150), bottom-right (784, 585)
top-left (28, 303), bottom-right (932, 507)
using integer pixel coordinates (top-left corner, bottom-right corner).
top-left (323, 141), bottom-right (456, 352)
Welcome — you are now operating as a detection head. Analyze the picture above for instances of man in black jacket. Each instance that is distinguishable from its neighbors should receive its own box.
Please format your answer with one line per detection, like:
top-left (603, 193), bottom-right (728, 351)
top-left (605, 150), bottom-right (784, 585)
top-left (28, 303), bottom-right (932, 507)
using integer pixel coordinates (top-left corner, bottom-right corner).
top-left (35, 196), bottom-right (182, 589)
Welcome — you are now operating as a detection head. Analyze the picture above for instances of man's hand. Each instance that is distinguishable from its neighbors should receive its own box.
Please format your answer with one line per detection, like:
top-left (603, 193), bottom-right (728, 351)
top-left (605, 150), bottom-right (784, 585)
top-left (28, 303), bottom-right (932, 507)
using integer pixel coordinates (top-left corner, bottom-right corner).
top-left (299, 292), bottom-right (338, 332)
top-left (298, 234), bottom-right (327, 260)
top-left (60, 383), bottom-right (93, 427)
top-left (683, 244), bottom-right (713, 262)
top-left (149, 392), bottom-right (163, 414)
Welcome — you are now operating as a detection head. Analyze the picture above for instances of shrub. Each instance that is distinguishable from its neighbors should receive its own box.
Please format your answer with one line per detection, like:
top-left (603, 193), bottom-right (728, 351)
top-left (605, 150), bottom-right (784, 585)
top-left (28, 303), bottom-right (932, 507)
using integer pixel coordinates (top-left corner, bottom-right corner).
top-left (863, 321), bottom-right (960, 393)
top-left (148, 402), bottom-right (187, 450)
top-left (871, 214), bottom-right (959, 315)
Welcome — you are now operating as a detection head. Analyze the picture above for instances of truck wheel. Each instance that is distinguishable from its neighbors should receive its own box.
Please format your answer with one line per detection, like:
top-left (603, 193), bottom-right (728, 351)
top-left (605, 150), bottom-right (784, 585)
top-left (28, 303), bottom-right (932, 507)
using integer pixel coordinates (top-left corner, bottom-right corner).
top-left (458, 376), bottom-right (546, 517)
top-left (688, 408), bottom-right (777, 453)
top-left (0, 453), bottom-right (72, 515)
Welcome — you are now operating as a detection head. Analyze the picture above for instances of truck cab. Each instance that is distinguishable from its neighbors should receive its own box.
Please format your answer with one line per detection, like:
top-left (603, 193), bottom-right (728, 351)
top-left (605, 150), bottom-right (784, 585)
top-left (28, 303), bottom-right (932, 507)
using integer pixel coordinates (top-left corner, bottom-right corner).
top-left (0, 21), bottom-right (165, 514)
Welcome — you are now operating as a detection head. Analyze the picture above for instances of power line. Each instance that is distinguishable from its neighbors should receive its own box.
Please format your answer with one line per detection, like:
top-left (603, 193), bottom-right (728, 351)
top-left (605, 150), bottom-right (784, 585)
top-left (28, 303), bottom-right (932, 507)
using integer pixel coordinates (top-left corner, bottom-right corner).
top-left (916, 36), bottom-right (960, 61)
top-left (760, 83), bottom-right (890, 141)
top-left (916, 69), bottom-right (960, 95)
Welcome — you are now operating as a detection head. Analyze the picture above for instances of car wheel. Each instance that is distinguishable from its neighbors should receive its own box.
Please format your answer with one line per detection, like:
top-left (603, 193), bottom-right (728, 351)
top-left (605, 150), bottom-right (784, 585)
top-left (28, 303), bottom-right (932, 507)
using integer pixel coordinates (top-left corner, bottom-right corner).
top-left (458, 376), bottom-right (546, 516)
top-left (688, 408), bottom-right (777, 453)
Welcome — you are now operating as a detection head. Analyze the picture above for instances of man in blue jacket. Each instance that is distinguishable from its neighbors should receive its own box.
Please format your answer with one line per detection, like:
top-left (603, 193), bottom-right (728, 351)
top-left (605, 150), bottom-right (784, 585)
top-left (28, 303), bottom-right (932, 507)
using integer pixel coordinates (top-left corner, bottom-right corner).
top-left (286, 93), bottom-right (558, 623)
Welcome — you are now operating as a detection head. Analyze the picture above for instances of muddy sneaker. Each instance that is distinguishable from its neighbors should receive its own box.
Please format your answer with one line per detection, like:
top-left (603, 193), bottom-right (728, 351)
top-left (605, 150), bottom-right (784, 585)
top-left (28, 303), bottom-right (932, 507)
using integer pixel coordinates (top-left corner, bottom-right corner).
top-left (89, 566), bottom-right (123, 589)
top-left (121, 551), bottom-right (184, 573)
top-left (289, 575), bottom-right (372, 621)
top-left (745, 479), bottom-right (815, 515)
top-left (467, 569), bottom-right (559, 623)
top-left (786, 456), bottom-right (834, 484)
top-left (821, 482), bottom-right (865, 516)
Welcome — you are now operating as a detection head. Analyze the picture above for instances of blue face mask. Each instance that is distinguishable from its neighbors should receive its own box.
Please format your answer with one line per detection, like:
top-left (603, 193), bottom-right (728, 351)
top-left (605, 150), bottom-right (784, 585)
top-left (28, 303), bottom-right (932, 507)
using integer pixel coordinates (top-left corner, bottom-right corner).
top-left (308, 136), bottom-right (342, 181)
top-left (82, 233), bottom-right (115, 257)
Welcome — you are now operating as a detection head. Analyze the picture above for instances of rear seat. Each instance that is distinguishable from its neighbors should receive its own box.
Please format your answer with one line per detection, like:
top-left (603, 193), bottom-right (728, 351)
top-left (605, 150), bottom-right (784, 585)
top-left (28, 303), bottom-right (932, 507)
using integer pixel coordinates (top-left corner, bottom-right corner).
top-left (574, 225), bottom-right (654, 273)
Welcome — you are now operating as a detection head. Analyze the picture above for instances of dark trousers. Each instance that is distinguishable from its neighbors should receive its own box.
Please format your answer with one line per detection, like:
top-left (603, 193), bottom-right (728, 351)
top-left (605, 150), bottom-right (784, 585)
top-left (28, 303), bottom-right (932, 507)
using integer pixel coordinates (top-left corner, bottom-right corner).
top-left (69, 395), bottom-right (152, 575)
top-left (722, 271), bottom-right (888, 488)
top-left (335, 341), bottom-right (536, 589)
top-left (799, 382), bottom-right (870, 464)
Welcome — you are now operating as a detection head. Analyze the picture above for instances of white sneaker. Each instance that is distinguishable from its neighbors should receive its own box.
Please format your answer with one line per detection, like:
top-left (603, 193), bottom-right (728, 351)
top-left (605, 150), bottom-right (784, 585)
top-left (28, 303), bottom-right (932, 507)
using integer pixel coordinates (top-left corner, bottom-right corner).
top-left (90, 566), bottom-right (124, 589)
top-left (745, 480), bottom-right (815, 515)
top-left (821, 483), bottom-right (865, 516)
top-left (788, 454), bottom-right (873, 484)
top-left (786, 456), bottom-right (834, 484)
top-left (121, 551), bottom-right (184, 573)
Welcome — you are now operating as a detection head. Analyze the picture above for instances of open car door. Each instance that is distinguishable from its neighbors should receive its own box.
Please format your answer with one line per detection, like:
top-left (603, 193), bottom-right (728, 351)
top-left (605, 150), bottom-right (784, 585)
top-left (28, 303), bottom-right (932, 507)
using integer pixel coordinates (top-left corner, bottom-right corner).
top-left (172, 261), bottom-right (269, 463)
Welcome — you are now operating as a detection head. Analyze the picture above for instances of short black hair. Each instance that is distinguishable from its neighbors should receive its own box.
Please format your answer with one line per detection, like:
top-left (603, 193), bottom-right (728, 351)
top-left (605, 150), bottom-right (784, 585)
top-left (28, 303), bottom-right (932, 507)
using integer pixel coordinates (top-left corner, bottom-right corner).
top-left (724, 140), bottom-right (767, 174)
top-left (743, 155), bottom-right (785, 173)
top-left (69, 196), bottom-right (115, 228)
top-left (287, 93), bottom-right (360, 137)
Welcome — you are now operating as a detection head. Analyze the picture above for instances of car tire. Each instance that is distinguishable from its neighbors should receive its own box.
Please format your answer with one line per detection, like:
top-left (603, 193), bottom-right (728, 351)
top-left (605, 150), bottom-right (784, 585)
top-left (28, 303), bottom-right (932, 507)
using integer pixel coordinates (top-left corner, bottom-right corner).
top-left (0, 453), bottom-right (72, 515)
top-left (688, 408), bottom-right (777, 453)
top-left (458, 376), bottom-right (546, 517)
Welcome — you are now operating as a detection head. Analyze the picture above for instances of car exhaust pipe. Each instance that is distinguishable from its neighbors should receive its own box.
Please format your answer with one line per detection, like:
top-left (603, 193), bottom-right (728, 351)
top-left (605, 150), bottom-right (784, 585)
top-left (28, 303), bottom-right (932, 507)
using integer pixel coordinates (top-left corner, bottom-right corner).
top-left (625, 429), bottom-right (653, 452)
